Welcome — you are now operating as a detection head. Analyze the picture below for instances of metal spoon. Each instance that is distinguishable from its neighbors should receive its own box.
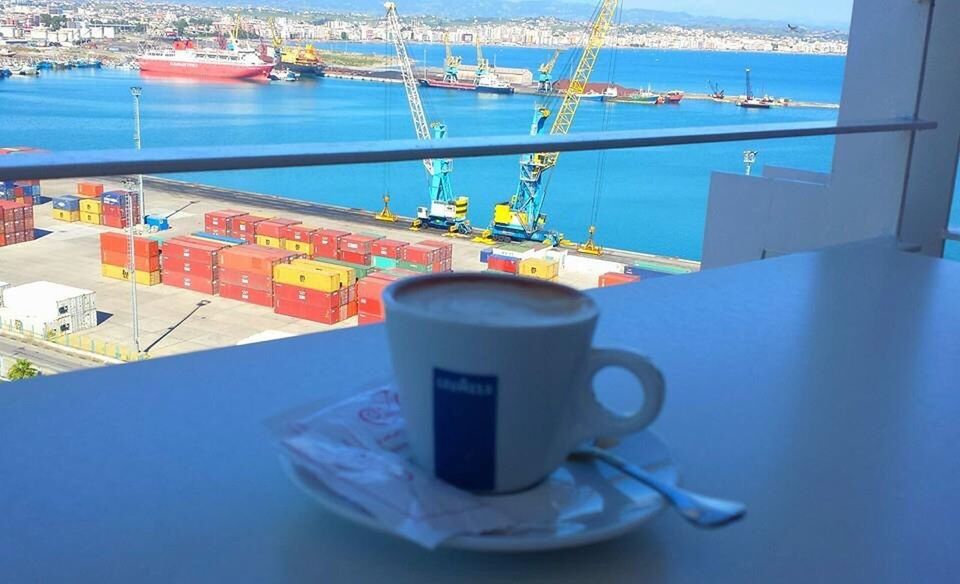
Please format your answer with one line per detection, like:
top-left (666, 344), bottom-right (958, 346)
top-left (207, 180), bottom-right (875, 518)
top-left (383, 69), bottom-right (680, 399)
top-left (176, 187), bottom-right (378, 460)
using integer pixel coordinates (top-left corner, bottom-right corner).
top-left (571, 445), bottom-right (746, 528)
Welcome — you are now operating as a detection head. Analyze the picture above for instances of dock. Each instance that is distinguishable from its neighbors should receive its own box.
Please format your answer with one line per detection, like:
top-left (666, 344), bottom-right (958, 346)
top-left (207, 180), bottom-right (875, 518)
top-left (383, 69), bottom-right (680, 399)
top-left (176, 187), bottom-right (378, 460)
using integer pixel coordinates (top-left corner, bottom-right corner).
top-left (0, 177), bottom-right (698, 366)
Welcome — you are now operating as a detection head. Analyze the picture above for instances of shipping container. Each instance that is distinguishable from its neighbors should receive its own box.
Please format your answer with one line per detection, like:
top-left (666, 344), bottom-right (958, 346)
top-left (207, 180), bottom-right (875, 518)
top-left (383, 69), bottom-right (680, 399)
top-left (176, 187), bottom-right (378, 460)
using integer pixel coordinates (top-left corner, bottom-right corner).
top-left (204, 210), bottom-right (247, 235)
top-left (101, 249), bottom-right (161, 272)
top-left (190, 232), bottom-right (246, 246)
top-left (160, 237), bottom-right (227, 266)
top-left (283, 239), bottom-right (313, 255)
top-left (101, 264), bottom-right (162, 286)
top-left (488, 255), bottom-right (520, 274)
top-left (219, 268), bottom-right (274, 292)
top-left (623, 265), bottom-right (676, 279)
top-left (52, 195), bottom-right (81, 211)
top-left (479, 248), bottom-right (494, 263)
top-left (519, 258), bottom-right (560, 281)
top-left (371, 256), bottom-right (399, 270)
top-left (339, 250), bottom-right (371, 266)
top-left (357, 271), bottom-right (412, 318)
top-left (101, 190), bottom-right (139, 207)
top-left (255, 234), bottom-right (283, 249)
top-left (283, 224), bottom-right (318, 243)
top-left (371, 238), bottom-right (408, 259)
top-left (274, 281), bottom-right (356, 309)
top-left (311, 229), bottom-right (350, 260)
top-left (52, 209), bottom-right (80, 222)
top-left (100, 232), bottom-right (160, 258)
top-left (256, 218), bottom-right (301, 239)
top-left (273, 263), bottom-right (342, 292)
top-left (401, 244), bottom-right (441, 265)
top-left (230, 214), bottom-right (271, 242)
top-left (303, 257), bottom-right (374, 280)
top-left (161, 270), bottom-right (219, 295)
top-left (274, 298), bottom-right (357, 324)
top-left (598, 272), bottom-right (641, 287)
top-left (219, 282), bottom-right (274, 307)
top-left (357, 312), bottom-right (383, 326)
top-left (79, 199), bottom-right (102, 214)
top-left (160, 257), bottom-right (216, 280)
top-left (76, 182), bottom-right (104, 197)
top-left (339, 233), bottom-right (382, 255)
top-left (80, 212), bottom-right (101, 225)
top-left (219, 245), bottom-right (300, 275)
top-left (396, 260), bottom-right (434, 274)
top-left (417, 239), bottom-right (453, 261)
top-left (290, 259), bottom-right (357, 287)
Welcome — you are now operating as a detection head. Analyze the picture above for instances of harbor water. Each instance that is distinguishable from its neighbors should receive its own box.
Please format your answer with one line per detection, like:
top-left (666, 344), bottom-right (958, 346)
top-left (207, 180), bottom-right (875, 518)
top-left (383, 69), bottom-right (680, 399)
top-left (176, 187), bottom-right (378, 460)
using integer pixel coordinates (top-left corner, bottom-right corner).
top-left (2, 46), bottom-right (955, 260)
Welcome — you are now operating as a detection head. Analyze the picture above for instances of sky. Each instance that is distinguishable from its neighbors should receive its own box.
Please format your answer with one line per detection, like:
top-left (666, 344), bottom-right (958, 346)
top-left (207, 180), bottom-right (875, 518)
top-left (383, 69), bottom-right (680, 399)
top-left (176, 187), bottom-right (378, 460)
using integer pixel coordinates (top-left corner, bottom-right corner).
top-left (621, 0), bottom-right (853, 27)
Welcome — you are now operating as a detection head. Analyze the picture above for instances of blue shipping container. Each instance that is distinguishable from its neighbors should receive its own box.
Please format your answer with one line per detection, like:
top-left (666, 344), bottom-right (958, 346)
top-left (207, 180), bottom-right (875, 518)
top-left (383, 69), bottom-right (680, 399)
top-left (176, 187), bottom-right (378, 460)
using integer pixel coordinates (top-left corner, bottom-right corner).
top-left (479, 248), bottom-right (494, 263)
top-left (101, 191), bottom-right (134, 206)
top-left (145, 215), bottom-right (170, 231)
top-left (52, 195), bottom-right (81, 211)
top-left (623, 266), bottom-right (671, 279)
top-left (191, 231), bottom-right (246, 245)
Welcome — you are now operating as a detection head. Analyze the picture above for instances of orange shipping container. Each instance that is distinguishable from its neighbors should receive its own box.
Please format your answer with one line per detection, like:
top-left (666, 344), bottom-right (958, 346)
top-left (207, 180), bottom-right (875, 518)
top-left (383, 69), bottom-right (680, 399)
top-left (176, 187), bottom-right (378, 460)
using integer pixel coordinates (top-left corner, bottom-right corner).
top-left (77, 181), bottom-right (104, 197)
top-left (102, 248), bottom-right (161, 272)
top-left (598, 272), bottom-right (641, 287)
top-left (219, 245), bottom-right (301, 275)
top-left (99, 231), bottom-right (160, 258)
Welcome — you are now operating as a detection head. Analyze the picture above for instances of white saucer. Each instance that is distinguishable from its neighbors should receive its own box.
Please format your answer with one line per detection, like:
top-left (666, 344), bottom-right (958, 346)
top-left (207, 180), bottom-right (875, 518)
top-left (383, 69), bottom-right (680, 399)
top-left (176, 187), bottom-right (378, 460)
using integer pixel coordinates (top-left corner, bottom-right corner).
top-left (283, 430), bottom-right (678, 552)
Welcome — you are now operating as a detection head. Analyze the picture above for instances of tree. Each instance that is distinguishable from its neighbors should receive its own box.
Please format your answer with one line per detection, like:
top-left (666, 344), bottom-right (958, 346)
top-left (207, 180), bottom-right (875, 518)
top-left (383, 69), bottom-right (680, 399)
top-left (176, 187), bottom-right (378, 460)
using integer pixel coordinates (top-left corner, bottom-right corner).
top-left (7, 359), bottom-right (40, 381)
top-left (174, 18), bottom-right (188, 36)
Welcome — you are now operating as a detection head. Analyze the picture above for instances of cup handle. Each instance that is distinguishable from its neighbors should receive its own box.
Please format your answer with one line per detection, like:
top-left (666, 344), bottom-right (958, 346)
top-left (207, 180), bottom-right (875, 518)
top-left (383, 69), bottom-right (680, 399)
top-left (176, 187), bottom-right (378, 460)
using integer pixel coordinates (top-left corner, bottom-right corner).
top-left (577, 348), bottom-right (666, 440)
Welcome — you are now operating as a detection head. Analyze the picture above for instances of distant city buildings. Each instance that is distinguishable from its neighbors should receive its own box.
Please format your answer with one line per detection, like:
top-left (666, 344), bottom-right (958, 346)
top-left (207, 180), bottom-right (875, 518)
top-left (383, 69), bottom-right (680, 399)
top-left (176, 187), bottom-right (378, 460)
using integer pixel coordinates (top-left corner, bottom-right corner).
top-left (0, 0), bottom-right (848, 56)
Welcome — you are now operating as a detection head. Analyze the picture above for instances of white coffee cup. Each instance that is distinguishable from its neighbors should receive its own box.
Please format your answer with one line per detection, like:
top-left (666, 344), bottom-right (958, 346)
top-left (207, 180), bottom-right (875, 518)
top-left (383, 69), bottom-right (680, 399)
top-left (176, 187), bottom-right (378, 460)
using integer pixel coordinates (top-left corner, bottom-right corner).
top-left (383, 272), bottom-right (665, 494)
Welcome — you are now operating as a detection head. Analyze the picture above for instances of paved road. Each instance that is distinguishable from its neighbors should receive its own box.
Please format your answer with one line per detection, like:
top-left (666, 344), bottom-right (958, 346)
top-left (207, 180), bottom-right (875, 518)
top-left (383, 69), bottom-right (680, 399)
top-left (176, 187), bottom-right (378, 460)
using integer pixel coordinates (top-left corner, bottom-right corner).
top-left (0, 335), bottom-right (97, 378)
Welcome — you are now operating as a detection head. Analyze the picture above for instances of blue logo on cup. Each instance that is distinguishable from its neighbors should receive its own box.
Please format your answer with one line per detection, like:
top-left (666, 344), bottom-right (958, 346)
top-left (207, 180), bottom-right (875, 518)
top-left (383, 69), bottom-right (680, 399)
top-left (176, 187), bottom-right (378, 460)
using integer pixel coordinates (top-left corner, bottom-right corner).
top-left (433, 368), bottom-right (497, 491)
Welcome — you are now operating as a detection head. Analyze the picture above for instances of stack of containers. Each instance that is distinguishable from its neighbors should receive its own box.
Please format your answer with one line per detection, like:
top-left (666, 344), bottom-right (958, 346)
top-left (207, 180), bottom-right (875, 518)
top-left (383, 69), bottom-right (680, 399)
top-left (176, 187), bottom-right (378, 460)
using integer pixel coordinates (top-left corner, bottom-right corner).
top-left (357, 268), bottom-right (418, 325)
top-left (273, 259), bottom-right (358, 324)
top-left (230, 214), bottom-right (271, 243)
top-left (79, 195), bottom-right (102, 225)
top-left (161, 236), bottom-right (231, 295)
top-left (311, 228), bottom-right (350, 260)
top-left (397, 239), bottom-right (454, 274)
top-left (370, 238), bottom-right (409, 270)
top-left (0, 200), bottom-right (35, 247)
top-left (1, 180), bottom-right (42, 205)
top-left (338, 233), bottom-right (382, 266)
top-left (101, 190), bottom-right (141, 229)
top-left (52, 195), bottom-right (81, 222)
top-left (0, 281), bottom-right (97, 334)
top-left (99, 232), bottom-right (161, 286)
top-left (218, 245), bottom-right (301, 307)
top-left (598, 272), bottom-right (641, 287)
top-left (283, 224), bottom-right (317, 255)
top-left (518, 257), bottom-right (560, 281)
top-left (487, 254), bottom-right (521, 274)
top-left (204, 210), bottom-right (247, 236)
top-left (255, 218), bottom-right (301, 249)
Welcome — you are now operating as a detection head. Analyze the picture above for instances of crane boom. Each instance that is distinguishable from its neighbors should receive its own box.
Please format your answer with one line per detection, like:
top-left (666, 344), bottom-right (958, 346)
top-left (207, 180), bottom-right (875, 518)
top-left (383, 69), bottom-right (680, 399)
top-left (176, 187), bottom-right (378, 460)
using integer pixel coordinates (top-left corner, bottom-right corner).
top-left (489, 0), bottom-right (619, 243)
top-left (385, 3), bottom-right (431, 144)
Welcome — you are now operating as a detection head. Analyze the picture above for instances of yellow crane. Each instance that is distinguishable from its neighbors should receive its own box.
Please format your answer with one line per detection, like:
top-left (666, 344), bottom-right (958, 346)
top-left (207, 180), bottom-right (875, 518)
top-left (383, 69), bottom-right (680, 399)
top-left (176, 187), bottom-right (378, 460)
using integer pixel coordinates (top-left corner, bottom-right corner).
top-left (267, 17), bottom-right (283, 63)
top-left (486, 0), bottom-right (619, 246)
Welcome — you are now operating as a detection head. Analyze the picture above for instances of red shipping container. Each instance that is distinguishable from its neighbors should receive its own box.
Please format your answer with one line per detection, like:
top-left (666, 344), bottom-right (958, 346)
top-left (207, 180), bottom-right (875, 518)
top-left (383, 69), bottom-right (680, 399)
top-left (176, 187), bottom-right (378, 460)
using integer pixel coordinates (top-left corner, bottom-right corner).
top-left (275, 299), bottom-right (357, 324)
top-left (161, 237), bottom-right (227, 266)
top-left (488, 255), bottom-right (520, 274)
top-left (162, 271), bottom-right (219, 295)
top-left (102, 214), bottom-right (127, 229)
top-left (0, 234), bottom-right (6, 247)
top-left (219, 282), bottom-right (274, 307)
top-left (401, 244), bottom-right (441, 265)
top-left (230, 214), bottom-right (271, 242)
top-left (219, 245), bottom-right (300, 275)
top-left (598, 272), bottom-right (641, 287)
top-left (283, 224), bottom-right (318, 242)
top-left (256, 218), bottom-right (301, 239)
top-left (160, 257), bottom-right (217, 280)
top-left (100, 232), bottom-right (159, 257)
top-left (339, 233), bottom-right (382, 255)
top-left (338, 250), bottom-right (371, 266)
top-left (274, 282), bottom-right (355, 310)
top-left (417, 239), bottom-right (453, 261)
top-left (204, 210), bottom-right (247, 235)
top-left (371, 238), bottom-right (408, 259)
top-left (311, 229), bottom-right (350, 259)
top-left (358, 312), bottom-right (384, 326)
top-left (219, 267), bottom-right (274, 292)
top-left (102, 249), bottom-right (161, 272)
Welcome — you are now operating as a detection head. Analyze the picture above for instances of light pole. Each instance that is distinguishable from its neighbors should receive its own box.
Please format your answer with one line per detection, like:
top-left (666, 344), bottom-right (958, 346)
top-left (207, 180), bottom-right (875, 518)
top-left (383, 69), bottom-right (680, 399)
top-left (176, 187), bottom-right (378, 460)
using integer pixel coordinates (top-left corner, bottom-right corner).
top-left (131, 86), bottom-right (144, 225)
top-left (743, 150), bottom-right (758, 176)
top-left (122, 177), bottom-right (141, 355)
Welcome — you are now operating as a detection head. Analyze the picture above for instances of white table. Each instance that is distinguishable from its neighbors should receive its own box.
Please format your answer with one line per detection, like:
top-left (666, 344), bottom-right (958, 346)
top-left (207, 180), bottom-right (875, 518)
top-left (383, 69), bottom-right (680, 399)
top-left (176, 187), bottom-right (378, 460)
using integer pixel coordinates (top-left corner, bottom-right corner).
top-left (2, 242), bottom-right (958, 582)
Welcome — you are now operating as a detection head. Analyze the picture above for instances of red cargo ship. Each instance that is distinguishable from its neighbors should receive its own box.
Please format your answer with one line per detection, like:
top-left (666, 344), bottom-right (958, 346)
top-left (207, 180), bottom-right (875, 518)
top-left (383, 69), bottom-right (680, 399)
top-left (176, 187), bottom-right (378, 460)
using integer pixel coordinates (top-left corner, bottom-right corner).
top-left (138, 40), bottom-right (274, 80)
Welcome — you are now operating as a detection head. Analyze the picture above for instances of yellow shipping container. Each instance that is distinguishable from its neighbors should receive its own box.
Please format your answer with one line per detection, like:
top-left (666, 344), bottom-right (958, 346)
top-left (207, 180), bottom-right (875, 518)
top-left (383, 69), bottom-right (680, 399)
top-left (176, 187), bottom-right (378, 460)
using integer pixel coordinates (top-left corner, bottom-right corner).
top-left (53, 209), bottom-right (80, 222)
top-left (519, 258), bottom-right (560, 280)
top-left (291, 258), bottom-right (356, 287)
top-left (273, 263), bottom-right (341, 292)
top-left (80, 212), bottom-right (101, 225)
top-left (255, 234), bottom-right (283, 248)
top-left (79, 199), bottom-right (102, 214)
top-left (284, 239), bottom-right (313, 255)
top-left (101, 264), bottom-right (162, 286)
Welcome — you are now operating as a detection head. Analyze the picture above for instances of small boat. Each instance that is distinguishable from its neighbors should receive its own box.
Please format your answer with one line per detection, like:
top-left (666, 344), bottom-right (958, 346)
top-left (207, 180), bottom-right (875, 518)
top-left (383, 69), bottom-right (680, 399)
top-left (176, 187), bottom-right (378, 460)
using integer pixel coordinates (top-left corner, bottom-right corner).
top-left (16, 66), bottom-right (39, 76)
top-left (71, 59), bottom-right (102, 69)
top-left (475, 74), bottom-right (514, 94)
top-left (0, 68), bottom-right (11, 78)
top-left (269, 68), bottom-right (300, 82)
top-left (664, 90), bottom-right (684, 104)
top-left (583, 86), bottom-right (618, 100)
top-left (612, 89), bottom-right (664, 105)
top-left (36, 60), bottom-right (55, 70)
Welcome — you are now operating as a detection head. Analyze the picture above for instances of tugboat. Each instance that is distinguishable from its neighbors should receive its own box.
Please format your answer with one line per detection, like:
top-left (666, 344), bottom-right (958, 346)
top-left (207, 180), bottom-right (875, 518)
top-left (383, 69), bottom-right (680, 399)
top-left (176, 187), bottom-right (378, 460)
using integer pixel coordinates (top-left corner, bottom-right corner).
top-left (269, 67), bottom-right (300, 82)
top-left (664, 90), bottom-right (685, 104)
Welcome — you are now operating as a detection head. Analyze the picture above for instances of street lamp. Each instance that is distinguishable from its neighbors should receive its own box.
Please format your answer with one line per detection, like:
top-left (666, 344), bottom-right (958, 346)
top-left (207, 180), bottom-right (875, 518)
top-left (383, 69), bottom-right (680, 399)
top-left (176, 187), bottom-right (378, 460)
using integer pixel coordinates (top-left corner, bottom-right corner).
top-left (130, 86), bottom-right (144, 224)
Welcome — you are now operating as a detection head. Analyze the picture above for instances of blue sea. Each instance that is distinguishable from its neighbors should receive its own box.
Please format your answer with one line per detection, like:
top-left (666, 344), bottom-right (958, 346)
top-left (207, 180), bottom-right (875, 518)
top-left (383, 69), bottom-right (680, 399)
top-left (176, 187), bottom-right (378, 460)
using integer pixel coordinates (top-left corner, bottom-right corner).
top-left (2, 45), bottom-right (956, 260)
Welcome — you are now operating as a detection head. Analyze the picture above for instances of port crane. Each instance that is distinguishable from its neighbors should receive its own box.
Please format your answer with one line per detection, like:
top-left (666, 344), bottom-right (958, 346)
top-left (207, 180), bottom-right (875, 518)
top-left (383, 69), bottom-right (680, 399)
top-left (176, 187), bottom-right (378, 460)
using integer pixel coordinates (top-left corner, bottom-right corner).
top-left (537, 49), bottom-right (561, 92)
top-left (486, 0), bottom-right (619, 244)
top-left (382, 2), bottom-right (470, 233)
top-left (442, 33), bottom-right (462, 82)
top-left (474, 37), bottom-right (489, 81)
top-left (267, 17), bottom-right (283, 64)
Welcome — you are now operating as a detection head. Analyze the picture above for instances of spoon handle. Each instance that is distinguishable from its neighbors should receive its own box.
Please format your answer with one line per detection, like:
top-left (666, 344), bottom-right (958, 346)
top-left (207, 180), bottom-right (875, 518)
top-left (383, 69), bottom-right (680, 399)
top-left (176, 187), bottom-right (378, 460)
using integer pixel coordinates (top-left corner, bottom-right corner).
top-left (574, 445), bottom-right (746, 528)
